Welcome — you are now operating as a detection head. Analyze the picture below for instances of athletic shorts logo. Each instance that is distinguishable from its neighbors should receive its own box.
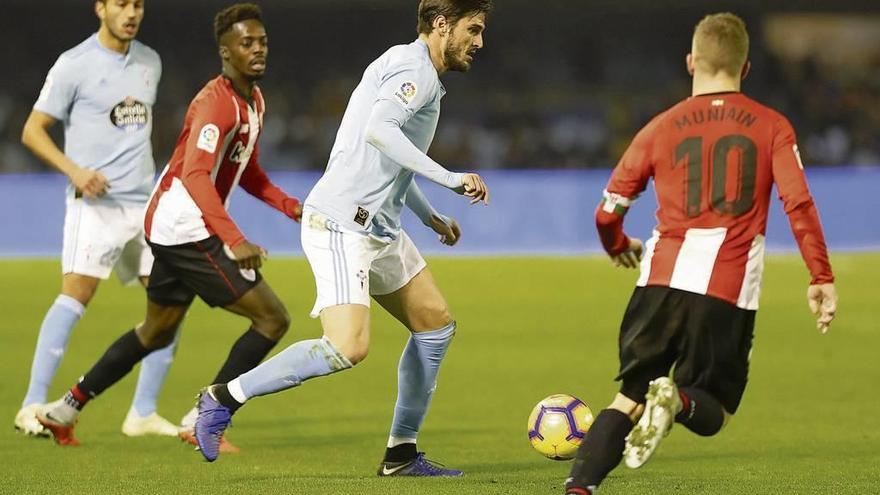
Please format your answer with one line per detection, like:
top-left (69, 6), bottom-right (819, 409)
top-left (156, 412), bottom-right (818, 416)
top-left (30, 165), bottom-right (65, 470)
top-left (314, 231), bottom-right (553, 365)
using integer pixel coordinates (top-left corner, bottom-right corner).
top-left (110, 97), bottom-right (149, 132)
top-left (394, 81), bottom-right (417, 105)
top-left (354, 206), bottom-right (370, 226)
top-left (197, 124), bottom-right (221, 153)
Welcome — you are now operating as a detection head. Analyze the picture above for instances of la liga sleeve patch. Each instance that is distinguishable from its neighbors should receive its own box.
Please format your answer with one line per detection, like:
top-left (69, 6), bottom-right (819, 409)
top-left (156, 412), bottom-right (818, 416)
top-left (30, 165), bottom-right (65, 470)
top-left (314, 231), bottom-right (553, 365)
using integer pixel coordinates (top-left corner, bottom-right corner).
top-left (393, 81), bottom-right (418, 106)
top-left (196, 123), bottom-right (220, 153)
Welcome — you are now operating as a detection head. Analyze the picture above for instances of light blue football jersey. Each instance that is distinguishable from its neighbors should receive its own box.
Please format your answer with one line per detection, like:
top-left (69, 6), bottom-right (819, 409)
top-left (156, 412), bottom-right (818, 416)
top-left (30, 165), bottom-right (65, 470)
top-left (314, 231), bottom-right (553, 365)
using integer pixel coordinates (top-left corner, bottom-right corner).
top-left (305, 39), bottom-right (462, 241)
top-left (34, 34), bottom-right (161, 206)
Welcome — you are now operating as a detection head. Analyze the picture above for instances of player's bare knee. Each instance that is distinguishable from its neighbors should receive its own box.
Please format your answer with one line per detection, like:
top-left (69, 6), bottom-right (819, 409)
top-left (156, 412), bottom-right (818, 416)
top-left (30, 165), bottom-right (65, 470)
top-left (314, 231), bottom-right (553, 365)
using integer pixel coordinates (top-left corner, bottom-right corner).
top-left (411, 303), bottom-right (452, 331)
top-left (61, 277), bottom-right (100, 306)
top-left (251, 305), bottom-right (291, 341)
top-left (340, 341), bottom-right (369, 365)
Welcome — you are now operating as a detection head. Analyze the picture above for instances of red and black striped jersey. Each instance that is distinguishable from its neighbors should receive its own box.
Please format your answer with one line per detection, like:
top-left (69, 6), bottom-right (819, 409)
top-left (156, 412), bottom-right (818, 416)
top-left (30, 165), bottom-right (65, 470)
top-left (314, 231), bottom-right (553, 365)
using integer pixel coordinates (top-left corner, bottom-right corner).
top-left (596, 92), bottom-right (833, 309)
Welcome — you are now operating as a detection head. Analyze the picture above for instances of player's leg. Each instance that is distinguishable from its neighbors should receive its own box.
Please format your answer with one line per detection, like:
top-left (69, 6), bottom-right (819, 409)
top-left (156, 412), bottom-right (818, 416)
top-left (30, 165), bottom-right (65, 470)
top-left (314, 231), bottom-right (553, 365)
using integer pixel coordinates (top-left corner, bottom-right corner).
top-left (120, 232), bottom-right (180, 436)
top-left (38, 299), bottom-right (190, 446)
top-left (670, 293), bottom-right (755, 436)
top-left (193, 213), bottom-right (370, 461)
top-left (38, 252), bottom-right (195, 446)
top-left (207, 301), bottom-right (365, 417)
top-left (17, 198), bottom-right (110, 436)
top-left (566, 287), bottom-right (679, 494)
top-left (371, 238), bottom-right (460, 476)
top-left (205, 216), bottom-right (371, 409)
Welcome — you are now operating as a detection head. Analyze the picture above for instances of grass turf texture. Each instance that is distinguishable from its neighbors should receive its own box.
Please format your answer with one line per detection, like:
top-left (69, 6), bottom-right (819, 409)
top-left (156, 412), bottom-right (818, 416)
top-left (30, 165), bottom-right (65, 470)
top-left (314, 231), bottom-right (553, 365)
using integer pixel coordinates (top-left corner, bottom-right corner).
top-left (1, 255), bottom-right (878, 495)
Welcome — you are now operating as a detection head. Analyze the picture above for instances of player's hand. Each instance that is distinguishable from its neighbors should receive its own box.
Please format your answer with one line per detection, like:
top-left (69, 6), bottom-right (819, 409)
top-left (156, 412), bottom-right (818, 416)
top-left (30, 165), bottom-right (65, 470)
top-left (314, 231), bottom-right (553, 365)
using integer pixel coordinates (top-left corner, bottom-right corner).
top-left (229, 240), bottom-right (267, 270)
top-left (460, 173), bottom-right (489, 205)
top-left (611, 238), bottom-right (643, 269)
top-left (430, 215), bottom-right (461, 246)
top-left (807, 283), bottom-right (837, 334)
top-left (282, 197), bottom-right (303, 223)
top-left (70, 167), bottom-right (110, 199)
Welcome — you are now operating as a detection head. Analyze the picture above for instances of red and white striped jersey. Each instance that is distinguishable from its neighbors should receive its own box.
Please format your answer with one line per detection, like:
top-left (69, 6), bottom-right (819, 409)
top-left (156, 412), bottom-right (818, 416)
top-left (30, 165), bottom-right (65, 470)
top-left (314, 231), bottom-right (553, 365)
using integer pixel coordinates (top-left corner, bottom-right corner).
top-left (596, 92), bottom-right (833, 310)
top-left (145, 76), bottom-right (299, 248)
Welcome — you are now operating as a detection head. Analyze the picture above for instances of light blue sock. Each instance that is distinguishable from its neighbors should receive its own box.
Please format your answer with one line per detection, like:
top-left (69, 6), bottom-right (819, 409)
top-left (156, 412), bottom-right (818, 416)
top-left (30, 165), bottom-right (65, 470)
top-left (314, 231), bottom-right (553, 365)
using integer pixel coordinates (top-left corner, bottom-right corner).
top-left (22, 295), bottom-right (85, 407)
top-left (230, 336), bottom-right (352, 401)
top-left (389, 321), bottom-right (456, 443)
top-left (130, 326), bottom-right (181, 417)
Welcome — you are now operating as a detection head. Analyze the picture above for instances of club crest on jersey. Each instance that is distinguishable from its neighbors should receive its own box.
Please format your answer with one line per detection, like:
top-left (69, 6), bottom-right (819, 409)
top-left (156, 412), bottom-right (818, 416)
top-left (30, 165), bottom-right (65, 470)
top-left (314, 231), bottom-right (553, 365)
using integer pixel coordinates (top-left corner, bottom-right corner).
top-left (354, 206), bottom-right (370, 226)
top-left (394, 81), bottom-right (417, 105)
top-left (197, 124), bottom-right (220, 153)
top-left (110, 97), bottom-right (148, 132)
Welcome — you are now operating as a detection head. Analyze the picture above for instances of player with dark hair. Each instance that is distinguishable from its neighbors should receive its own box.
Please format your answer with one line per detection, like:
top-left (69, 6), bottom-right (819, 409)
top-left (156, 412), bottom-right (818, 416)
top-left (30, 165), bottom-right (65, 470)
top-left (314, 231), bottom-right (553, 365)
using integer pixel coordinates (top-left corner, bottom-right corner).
top-left (562, 12), bottom-right (838, 495)
top-left (192, 0), bottom-right (493, 476)
top-left (37, 3), bottom-right (301, 450)
top-left (16, 0), bottom-right (181, 439)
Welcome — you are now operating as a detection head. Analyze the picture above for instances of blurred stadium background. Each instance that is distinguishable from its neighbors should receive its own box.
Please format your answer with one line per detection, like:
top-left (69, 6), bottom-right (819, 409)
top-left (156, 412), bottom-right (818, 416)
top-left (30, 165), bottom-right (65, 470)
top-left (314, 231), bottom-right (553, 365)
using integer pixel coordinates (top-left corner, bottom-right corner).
top-left (2, 0), bottom-right (879, 256)
top-left (4, 0), bottom-right (880, 173)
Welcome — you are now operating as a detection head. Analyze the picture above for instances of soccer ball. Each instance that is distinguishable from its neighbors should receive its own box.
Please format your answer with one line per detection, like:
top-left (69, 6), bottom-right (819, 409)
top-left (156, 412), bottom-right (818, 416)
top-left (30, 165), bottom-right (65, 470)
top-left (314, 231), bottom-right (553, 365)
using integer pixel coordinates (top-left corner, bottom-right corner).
top-left (527, 394), bottom-right (594, 460)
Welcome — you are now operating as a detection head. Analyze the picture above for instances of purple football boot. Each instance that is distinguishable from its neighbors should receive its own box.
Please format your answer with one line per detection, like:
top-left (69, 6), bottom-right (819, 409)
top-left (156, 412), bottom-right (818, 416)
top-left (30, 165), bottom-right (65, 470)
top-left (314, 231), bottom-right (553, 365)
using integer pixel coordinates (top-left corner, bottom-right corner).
top-left (377, 452), bottom-right (463, 477)
top-left (194, 387), bottom-right (232, 462)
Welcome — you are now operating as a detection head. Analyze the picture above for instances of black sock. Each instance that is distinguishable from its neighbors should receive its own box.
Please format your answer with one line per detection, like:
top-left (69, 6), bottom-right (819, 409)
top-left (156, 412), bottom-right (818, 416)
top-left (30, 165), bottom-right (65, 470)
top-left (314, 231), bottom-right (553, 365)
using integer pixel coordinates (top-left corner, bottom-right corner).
top-left (675, 387), bottom-right (725, 436)
top-left (211, 328), bottom-right (278, 384)
top-left (211, 384), bottom-right (243, 414)
top-left (384, 442), bottom-right (418, 463)
top-left (566, 409), bottom-right (633, 492)
top-left (77, 329), bottom-right (152, 398)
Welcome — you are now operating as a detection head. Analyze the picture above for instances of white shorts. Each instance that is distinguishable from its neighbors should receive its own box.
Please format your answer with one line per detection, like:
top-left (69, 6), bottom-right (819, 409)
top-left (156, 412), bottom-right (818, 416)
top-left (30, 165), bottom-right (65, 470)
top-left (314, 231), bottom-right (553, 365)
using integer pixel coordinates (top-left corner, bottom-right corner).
top-left (301, 209), bottom-right (426, 318)
top-left (62, 197), bottom-right (153, 286)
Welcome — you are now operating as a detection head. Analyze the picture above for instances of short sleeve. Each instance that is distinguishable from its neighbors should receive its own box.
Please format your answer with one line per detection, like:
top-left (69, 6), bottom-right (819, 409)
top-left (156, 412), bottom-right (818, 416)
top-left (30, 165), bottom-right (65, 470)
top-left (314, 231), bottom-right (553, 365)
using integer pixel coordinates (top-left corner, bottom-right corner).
top-left (375, 61), bottom-right (437, 120)
top-left (33, 55), bottom-right (78, 122)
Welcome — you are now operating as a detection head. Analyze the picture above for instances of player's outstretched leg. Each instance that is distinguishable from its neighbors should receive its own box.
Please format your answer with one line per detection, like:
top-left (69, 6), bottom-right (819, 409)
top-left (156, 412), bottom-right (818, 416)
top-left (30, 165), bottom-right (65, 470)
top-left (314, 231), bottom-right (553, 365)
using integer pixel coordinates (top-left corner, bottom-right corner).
top-left (564, 394), bottom-right (639, 495)
top-left (374, 268), bottom-right (461, 477)
top-left (123, 328), bottom-right (181, 437)
top-left (624, 376), bottom-right (683, 468)
top-left (38, 302), bottom-right (187, 446)
top-left (193, 335), bottom-right (354, 462)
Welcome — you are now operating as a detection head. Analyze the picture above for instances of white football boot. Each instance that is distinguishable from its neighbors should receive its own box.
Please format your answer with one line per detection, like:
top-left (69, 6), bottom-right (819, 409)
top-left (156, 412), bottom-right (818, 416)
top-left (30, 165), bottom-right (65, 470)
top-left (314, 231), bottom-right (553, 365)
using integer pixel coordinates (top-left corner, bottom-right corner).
top-left (14, 403), bottom-right (50, 437)
top-left (121, 407), bottom-right (179, 437)
top-left (624, 376), bottom-right (682, 469)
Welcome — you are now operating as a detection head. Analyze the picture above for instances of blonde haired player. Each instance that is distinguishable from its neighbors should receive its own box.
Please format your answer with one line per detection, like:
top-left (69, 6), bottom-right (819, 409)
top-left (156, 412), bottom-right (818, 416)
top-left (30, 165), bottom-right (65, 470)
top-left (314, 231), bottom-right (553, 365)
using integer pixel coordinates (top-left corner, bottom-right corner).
top-left (563, 13), bottom-right (837, 495)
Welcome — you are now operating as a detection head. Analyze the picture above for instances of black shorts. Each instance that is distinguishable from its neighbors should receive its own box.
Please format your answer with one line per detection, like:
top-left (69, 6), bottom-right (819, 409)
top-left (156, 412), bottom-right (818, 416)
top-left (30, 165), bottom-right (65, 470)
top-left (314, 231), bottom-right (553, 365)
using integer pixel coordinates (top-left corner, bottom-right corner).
top-left (146, 236), bottom-right (262, 308)
top-left (616, 286), bottom-right (755, 414)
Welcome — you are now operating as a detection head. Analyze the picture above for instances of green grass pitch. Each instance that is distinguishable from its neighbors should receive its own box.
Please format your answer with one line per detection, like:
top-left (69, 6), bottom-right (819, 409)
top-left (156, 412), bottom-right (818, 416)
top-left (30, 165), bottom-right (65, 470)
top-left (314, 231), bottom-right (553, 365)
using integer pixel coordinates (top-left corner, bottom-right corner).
top-left (1, 255), bottom-right (878, 494)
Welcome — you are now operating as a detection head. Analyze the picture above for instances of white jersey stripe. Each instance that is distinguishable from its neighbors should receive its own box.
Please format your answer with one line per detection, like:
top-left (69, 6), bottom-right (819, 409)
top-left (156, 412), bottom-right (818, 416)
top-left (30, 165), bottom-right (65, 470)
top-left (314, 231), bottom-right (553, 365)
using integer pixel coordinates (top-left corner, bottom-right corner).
top-left (736, 235), bottom-right (765, 310)
top-left (636, 230), bottom-right (660, 287)
top-left (668, 227), bottom-right (728, 295)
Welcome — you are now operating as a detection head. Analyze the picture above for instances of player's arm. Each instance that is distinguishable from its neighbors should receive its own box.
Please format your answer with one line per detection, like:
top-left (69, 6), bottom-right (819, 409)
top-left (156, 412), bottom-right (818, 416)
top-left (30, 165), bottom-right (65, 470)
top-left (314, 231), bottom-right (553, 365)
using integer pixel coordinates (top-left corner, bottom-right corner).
top-left (22, 58), bottom-right (109, 198)
top-left (239, 146), bottom-right (302, 222)
top-left (772, 118), bottom-right (837, 333)
top-left (364, 64), bottom-right (488, 204)
top-left (180, 100), bottom-right (263, 268)
top-left (595, 125), bottom-right (655, 268)
top-left (406, 180), bottom-right (461, 246)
